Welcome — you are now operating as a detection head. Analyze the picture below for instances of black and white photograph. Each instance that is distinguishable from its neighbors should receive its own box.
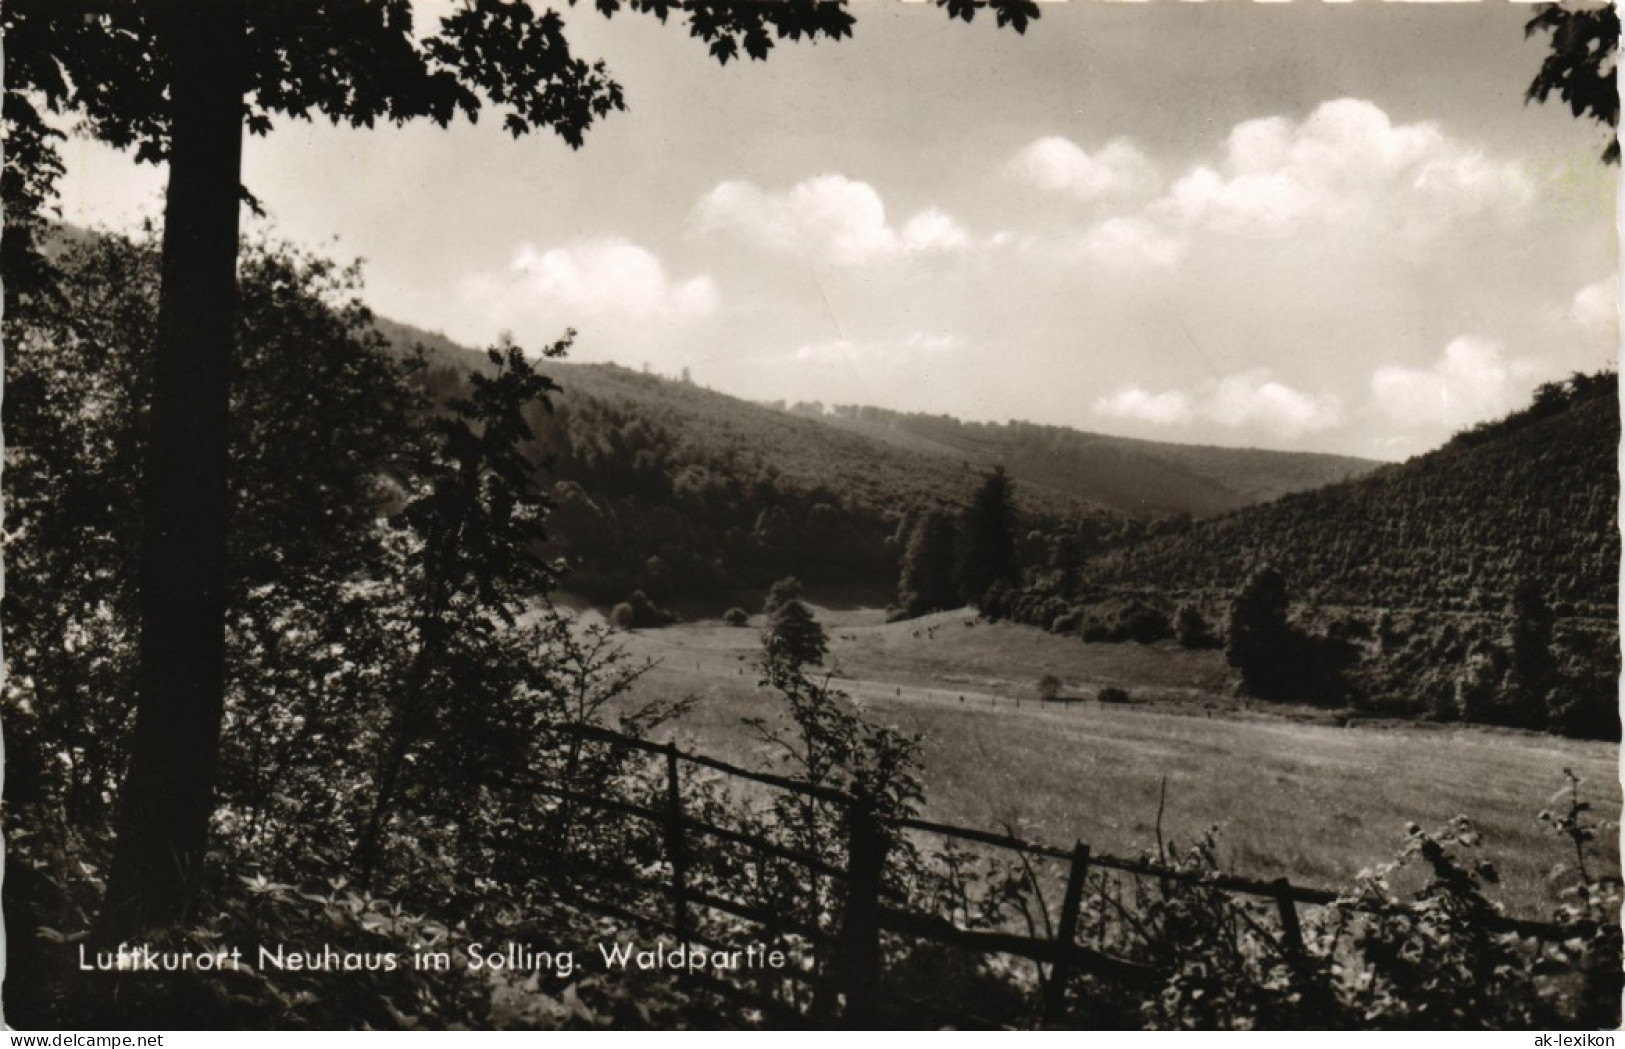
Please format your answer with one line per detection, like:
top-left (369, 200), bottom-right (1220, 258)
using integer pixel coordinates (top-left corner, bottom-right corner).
top-left (3, 0), bottom-right (1620, 1033)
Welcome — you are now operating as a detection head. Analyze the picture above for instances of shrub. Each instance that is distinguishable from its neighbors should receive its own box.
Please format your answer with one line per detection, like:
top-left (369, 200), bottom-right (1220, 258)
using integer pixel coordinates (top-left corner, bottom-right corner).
top-left (1050, 611), bottom-right (1082, 635)
top-left (1121, 603), bottom-right (1173, 644)
top-left (613, 589), bottom-right (676, 629)
top-left (1098, 687), bottom-right (1131, 704)
top-left (723, 607), bottom-right (749, 627)
top-left (1174, 605), bottom-right (1215, 649)
top-left (763, 576), bottom-right (804, 617)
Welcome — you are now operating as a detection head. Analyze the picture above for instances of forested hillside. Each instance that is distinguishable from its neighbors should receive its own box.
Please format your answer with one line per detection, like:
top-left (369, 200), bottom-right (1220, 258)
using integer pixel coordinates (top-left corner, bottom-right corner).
top-left (1003, 373), bottom-right (1619, 737)
top-left (383, 334), bottom-right (1122, 606)
top-left (375, 317), bottom-right (1376, 607)
top-left (1075, 373), bottom-right (1618, 617)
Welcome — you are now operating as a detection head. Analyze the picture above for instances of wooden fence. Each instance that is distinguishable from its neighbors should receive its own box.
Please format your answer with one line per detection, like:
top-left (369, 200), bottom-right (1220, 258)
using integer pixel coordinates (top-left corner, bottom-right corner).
top-left (526, 721), bottom-right (1577, 1028)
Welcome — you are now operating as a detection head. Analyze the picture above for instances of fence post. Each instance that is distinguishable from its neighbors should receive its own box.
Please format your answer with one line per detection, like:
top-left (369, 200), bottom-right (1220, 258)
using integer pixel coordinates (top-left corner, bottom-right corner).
top-left (665, 742), bottom-right (690, 948)
top-left (835, 798), bottom-right (885, 1027)
top-left (1042, 841), bottom-right (1092, 1025)
top-left (1271, 877), bottom-right (1303, 957)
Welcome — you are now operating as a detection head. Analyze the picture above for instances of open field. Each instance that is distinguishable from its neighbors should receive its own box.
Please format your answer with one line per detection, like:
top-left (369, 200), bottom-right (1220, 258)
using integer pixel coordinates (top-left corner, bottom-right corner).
top-left (603, 607), bottom-right (1621, 918)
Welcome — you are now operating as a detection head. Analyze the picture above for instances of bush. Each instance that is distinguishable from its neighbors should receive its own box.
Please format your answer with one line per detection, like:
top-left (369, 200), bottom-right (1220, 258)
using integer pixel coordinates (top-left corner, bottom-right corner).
top-left (763, 576), bottom-right (804, 617)
top-left (1121, 603), bottom-right (1173, 644)
top-left (1098, 687), bottom-right (1131, 704)
top-left (1174, 605), bottom-right (1216, 649)
top-left (723, 607), bottom-right (749, 627)
top-left (612, 589), bottom-right (676, 629)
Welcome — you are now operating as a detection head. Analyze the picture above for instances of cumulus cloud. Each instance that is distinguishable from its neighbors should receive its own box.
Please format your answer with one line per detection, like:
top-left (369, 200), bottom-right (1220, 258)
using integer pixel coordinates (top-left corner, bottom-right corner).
top-left (1370, 336), bottom-right (1536, 430)
top-left (460, 238), bottom-right (717, 333)
top-left (1092, 386), bottom-right (1194, 425)
top-left (1569, 275), bottom-right (1618, 334)
top-left (1007, 136), bottom-right (1160, 202)
top-left (1018, 100), bottom-right (1522, 272)
top-left (1078, 216), bottom-right (1186, 270)
top-left (792, 330), bottom-right (962, 366)
top-left (692, 175), bottom-right (970, 265)
top-left (1151, 98), bottom-right (1532, 239)
top-left (1204, 369), bottom-right (1344, 436)
top-left (1095, 369), bottom-right (1341, 438)
top-left (900, 209), bottom-right (971, 253)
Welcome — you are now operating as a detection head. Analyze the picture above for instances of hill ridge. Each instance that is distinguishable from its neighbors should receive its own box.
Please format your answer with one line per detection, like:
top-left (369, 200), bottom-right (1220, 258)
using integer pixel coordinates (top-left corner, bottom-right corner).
top-left (374, 316), bottom-right (1379, 522)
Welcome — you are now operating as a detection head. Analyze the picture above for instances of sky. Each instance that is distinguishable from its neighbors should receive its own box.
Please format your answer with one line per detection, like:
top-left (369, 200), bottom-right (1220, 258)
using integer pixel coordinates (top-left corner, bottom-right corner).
top-left (54, 0), bottom-right (1619, 460)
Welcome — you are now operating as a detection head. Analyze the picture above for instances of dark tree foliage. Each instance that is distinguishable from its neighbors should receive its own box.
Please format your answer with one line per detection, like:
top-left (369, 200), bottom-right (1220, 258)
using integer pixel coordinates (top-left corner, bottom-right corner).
top-left (1223, 566), bottom-right (1350, 705)
top-left (764, 575), bottom-right (806, 618)
top-left (1526, 2), bottom-right (1620, 164)
top-left (750, 601), bottom-right (922, 859)
top-left (610, 588), bottom-right (677, 629)
top-left (532, 392), bottom-right (907, 601)
top-left (350, 339), bottom-right (567, 885)
top-left (4, 232), bottom-right (552, 1018)
top-left (957, 466), bottom-right (1020, 608)
top-left (1451, 575), bottom-right (1614, 736)
top-left (1174, 604), bottom-right (1217, 649)
top-left (1225, 567), bottom-right (1292, 692)
top-left (898, 509), bottom-right (962, 617)
top-left (6, 231), bottom-right (713, 1027)
top-left (765, 597), bottom-right (829, 672)
top-left (1118, 601), bottom-right (1174, 645)
top-left (1506, 577), bottom-right (1559, 722)
top-left (3, 230), bottom-right (416, 825)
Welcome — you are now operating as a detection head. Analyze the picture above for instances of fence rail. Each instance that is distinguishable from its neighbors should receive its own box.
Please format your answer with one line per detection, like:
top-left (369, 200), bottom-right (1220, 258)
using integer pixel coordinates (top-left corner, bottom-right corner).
top-left (533, 720), bottom-right (1578, 1027)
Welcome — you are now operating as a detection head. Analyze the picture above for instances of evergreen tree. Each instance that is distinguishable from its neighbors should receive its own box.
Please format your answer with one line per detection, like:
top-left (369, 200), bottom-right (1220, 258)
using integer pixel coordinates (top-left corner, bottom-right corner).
top-left (1225, 566), bottom-right (1296, 700)
top-left (956, 466), bottom-right (1019, 607)
top-left (898, 509), bottom-right (960, 617)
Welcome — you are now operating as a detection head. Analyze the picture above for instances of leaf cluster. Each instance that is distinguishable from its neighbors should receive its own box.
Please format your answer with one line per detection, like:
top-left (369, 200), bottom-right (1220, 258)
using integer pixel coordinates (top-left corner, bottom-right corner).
top-left (1526, 3), bottom-right (1620, 163)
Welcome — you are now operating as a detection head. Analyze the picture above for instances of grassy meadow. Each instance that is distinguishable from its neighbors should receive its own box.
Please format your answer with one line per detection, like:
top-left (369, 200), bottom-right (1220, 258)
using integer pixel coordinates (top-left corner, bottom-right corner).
top-left (604, 606), bottom-right (1621, 918)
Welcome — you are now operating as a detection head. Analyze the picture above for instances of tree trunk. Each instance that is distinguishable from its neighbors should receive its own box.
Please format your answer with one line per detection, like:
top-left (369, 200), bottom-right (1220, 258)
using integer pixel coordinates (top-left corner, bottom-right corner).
top-left (95, 0), bottom-right (247, 941)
